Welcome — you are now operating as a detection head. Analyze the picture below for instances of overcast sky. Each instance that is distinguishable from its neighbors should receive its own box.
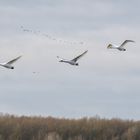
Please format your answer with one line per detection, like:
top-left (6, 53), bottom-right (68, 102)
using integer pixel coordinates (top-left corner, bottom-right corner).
top-left (0, 0), bottom-right (140, 120)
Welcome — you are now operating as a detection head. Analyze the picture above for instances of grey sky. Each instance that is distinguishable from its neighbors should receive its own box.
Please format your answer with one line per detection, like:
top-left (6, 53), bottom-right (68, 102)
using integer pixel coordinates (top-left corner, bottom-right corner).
top-left (0, 0), bottom-right (140, 120)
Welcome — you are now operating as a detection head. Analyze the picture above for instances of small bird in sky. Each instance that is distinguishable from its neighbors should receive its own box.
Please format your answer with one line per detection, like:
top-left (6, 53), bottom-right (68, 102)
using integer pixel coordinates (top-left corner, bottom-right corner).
top-left (107, 40), bottom-right (135, 51)
top-left (57, 50), bottom-right (88, 66)
top-left (32, 71), bottom-right (40, 74)
top-left (0, 56), bottom-right (22, 69)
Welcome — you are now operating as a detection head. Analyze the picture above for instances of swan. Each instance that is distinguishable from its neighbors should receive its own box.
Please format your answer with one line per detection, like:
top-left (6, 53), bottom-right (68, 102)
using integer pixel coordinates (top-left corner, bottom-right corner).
top-left (107, 40), bottom-right (135, 51)
top-left (0, 56), bottom-right (22, 69)
top-left (57, 50), bottom-right (88, 66)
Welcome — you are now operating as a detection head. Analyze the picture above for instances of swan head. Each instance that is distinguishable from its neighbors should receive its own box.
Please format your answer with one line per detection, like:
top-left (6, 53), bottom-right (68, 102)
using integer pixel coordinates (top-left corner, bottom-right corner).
top-left (11, 67), bottom-right (14, 69)
top-left (107, 44), bottom-right (113, 49)
top-left (75, 63), bottom-right (79, 66)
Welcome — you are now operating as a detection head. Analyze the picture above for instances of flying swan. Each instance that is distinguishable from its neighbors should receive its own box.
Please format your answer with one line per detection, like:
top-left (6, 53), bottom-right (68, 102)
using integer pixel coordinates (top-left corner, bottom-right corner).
top-left (57, 50), bottom-right (88, 66)
top-left (0, 56), bottom-right (22, 69)
top-left (107, 40), bottom-right (135, 51)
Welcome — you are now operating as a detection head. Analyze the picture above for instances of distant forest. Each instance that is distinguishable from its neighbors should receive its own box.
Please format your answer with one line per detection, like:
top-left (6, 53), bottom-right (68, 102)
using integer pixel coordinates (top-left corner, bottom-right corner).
top-left (0, 114), bottom-right (140, 140)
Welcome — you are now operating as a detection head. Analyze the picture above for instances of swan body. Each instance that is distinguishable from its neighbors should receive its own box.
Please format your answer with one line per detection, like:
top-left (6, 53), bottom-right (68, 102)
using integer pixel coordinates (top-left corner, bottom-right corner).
top-left (57, 50), bottom-right (88, 66)
top-left (107, 40), bottom-right (135, 51)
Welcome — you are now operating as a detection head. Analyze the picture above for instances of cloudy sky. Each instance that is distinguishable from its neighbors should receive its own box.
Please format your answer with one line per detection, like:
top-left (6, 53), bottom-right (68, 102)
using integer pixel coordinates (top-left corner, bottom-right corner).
top-left (0, 0), bottom-right (140, 120)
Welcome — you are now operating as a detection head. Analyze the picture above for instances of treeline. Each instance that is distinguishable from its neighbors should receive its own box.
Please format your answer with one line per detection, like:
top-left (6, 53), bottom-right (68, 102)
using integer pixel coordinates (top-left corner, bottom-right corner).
top-left (0, 114), bottom-right (140, 140)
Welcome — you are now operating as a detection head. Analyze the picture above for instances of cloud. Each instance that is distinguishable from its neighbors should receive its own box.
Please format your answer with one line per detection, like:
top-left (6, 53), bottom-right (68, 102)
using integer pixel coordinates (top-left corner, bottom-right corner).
top-left (0, 0), bottom-right (139, 119)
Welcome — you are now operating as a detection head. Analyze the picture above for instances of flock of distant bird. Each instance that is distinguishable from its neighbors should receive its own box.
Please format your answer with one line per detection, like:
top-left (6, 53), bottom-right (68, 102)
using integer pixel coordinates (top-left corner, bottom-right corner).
top-left (0, 27), bottom-right (135, 69)
top-left (21, 26), bottom-right (84, 45)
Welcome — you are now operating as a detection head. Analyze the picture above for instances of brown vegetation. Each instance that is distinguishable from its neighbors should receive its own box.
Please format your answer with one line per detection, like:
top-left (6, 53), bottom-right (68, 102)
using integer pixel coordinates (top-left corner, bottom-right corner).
top-left (0, 114), bottom-right (140, 140)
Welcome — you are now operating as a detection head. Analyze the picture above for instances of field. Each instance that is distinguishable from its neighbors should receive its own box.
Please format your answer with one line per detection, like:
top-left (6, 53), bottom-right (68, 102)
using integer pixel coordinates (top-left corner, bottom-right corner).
top-left (0, 114), bottom-right (140, 140)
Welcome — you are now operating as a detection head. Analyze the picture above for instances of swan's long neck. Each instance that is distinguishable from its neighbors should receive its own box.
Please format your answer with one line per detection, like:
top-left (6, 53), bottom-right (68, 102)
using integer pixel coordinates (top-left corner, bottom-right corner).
top-left (112, 45), bottom-right (119, 49)
top-left (0, 63), bottom-right (4, 66)
top-left (61, 60), bottom-right (77, 65)
top-left (61, 60), bottom-right (70, 63)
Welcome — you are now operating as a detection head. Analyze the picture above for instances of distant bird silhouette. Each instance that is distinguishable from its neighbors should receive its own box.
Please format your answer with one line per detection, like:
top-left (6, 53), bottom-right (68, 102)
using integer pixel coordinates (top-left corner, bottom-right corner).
top-left (0, 56), bottom-right (22, 69)
top-left (57, 50), bottom-right (88, 66)
top-left (107, 40), bottom-right (135, 51)
top-left (32, 71), bottom-right (40, 74)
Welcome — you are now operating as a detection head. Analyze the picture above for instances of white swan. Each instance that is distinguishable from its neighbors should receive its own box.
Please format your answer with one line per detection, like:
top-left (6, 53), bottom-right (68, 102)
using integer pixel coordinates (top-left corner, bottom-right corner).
top-left (57, 50), bottom-right (88, 66)
top-left (107, 40), bottom-right (135, 51)
top-left (0, 56), bottom-right (22, 69)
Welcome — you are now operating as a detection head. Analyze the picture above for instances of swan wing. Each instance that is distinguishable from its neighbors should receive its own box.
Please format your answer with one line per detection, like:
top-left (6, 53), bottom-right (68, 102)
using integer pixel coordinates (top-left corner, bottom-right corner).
top-left (120, 40), bottom-right (135, 48)
top-left (71, 50), bottom-right (88, 62)
top-left (7, 56), bottom-right (22, 65)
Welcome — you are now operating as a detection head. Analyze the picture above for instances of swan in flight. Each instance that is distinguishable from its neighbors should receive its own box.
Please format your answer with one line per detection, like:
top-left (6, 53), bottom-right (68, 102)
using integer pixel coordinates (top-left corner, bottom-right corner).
top-left (107, 40), bottom-right (135, 51)
top-left (57, 50), bottom-right (88, 66)
top-left (0, 56), bottom-right (22, 69)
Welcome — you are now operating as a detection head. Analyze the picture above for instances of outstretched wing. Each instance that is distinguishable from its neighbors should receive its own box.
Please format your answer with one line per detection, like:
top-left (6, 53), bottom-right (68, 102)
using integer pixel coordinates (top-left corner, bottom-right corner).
top-left (7, 56), bottom-right (22, 65)
top-left (71, 50), bottom-right (88, 62)
top-left (120, 40), bottom-right (135, 48)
